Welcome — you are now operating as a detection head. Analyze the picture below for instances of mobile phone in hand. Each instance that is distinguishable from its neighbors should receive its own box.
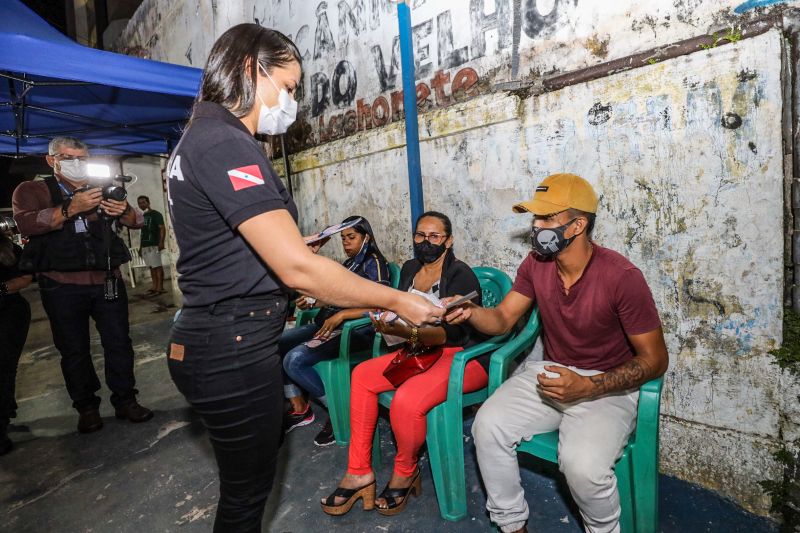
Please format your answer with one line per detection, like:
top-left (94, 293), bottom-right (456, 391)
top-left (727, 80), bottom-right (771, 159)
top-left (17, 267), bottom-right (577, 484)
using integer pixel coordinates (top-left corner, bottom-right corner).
top-left (443, 291), bottom-right (479, 311)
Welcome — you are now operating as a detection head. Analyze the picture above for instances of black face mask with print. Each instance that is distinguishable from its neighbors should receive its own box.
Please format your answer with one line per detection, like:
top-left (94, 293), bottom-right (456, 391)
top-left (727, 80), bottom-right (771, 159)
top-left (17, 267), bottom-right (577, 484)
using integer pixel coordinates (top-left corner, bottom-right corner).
top-left (413, 240), bottom-right (447, 264)
top-left (530, 218), bottom-right (577, 257)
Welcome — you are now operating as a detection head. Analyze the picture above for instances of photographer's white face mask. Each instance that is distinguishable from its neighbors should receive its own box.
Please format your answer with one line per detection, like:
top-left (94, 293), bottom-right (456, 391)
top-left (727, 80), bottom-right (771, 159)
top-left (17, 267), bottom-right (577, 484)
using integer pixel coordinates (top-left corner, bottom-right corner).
top-left (256, 64), bottom-right (297, 136)
top-left (57, 159), bottom-right (88, 182)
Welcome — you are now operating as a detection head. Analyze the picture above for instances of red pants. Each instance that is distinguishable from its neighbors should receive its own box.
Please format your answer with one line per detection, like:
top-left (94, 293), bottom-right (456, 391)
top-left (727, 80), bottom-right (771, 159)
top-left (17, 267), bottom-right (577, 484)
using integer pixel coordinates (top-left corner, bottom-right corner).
top-left (347, 346), bottom-right (488, 477)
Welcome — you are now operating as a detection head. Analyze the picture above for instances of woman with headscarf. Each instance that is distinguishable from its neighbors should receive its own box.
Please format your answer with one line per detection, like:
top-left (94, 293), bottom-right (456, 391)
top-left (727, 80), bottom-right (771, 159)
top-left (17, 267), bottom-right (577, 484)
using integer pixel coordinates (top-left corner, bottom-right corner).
top-left (281, 215), bottom-right (390, 446)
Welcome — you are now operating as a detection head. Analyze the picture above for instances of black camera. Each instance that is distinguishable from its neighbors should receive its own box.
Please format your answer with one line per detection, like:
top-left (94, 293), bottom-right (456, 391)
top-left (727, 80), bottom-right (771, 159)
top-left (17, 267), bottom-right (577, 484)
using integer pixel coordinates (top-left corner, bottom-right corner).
top-left (0, 216), bottom-right (16, 234)
top-left (102, 183), bottom-right (127, 202)
top-left (77, 174), bottom-right (133, 203)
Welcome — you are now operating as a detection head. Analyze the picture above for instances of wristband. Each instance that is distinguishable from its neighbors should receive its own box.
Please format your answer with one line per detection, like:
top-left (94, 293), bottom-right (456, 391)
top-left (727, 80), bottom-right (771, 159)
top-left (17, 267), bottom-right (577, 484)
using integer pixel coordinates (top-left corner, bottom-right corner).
top-left (61, 199), bottom-right (73, 220)
top-left (0, 282), bottom-right (8, 297)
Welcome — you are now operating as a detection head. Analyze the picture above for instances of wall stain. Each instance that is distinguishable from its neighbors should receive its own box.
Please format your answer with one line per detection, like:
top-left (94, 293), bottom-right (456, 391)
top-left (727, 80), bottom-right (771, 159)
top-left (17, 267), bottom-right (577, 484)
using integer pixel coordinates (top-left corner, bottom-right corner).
top-left (585, 34), bottom-right (610, 59)
top-left (587, 101), bottom-right (613, 125)
top-left (683, 278), bottom-right (727, 316)
top-left (721, 112), bottom-right (743, 129)
top-left (738, 69), bottom-right (758, 82)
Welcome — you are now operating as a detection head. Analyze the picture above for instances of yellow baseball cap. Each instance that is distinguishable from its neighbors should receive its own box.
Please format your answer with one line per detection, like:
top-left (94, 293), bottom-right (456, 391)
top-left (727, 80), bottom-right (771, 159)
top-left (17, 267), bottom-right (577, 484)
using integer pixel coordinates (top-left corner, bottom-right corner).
top-left (512, 173), bottom-right (599, 215)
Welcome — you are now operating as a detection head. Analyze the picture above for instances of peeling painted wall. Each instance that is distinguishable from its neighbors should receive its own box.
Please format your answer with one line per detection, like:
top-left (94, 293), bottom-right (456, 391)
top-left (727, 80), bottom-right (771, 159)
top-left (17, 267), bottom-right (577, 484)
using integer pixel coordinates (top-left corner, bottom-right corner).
top-left (117, 0), bottom-right (798, 517)
top-left (284, 34), bottom-right (790, 514)
top-left (116, 0), bottom-right (795, 149)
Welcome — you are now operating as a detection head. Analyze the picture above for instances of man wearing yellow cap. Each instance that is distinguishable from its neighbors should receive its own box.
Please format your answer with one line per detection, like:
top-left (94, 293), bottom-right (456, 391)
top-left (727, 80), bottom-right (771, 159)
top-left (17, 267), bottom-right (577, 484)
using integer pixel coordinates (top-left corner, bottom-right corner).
top-left (445, 173), bottom-right (668, 533)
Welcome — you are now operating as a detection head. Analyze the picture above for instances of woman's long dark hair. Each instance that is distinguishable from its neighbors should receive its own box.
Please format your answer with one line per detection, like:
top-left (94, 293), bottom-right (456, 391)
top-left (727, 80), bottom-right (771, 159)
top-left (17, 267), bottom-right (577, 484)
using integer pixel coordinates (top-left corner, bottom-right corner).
top-left (416, 210), bottom-right (452, 236)
top-left (195, 23), bottom-right (302, 118)
top-left (341, 215), bottom-right (387, 265)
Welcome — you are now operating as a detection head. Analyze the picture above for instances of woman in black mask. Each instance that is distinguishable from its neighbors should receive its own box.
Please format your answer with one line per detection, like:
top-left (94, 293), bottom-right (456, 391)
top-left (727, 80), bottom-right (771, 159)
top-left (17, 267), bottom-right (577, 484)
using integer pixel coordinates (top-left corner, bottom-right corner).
top-left (321, 211), bottom-right (485, 517)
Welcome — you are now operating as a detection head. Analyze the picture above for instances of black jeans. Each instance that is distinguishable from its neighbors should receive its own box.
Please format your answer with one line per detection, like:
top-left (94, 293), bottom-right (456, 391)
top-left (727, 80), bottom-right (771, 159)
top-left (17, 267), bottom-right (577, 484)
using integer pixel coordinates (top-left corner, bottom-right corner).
top-left (168, 295), bottom-right (287, 533)
top-left (39, 277), bottom-right (137, 411)
top-left (0, 293), bottom-right (31, 430)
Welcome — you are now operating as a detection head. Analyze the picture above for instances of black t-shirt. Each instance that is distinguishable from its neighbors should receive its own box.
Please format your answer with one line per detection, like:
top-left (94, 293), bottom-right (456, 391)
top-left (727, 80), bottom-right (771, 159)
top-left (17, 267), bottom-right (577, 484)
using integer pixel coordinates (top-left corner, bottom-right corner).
top-left (0, 244), bottom-right (24, 284)
top-left (166, 102), bottom-right (299, 307)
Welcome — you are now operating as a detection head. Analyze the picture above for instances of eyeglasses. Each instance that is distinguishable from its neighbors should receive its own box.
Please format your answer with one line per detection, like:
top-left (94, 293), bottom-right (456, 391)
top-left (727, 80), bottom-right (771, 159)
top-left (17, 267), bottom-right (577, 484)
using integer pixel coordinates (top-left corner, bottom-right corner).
top-left (413, 231), bottom-right (448, 244)
top-left (54, 154), bottom-right (88, 162)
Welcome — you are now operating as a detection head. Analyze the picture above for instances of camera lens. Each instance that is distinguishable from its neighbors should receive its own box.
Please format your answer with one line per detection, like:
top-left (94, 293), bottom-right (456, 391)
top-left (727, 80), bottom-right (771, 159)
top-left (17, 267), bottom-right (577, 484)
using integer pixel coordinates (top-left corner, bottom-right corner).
top-left (103, 186), bottom-right (127, 202)
top-left (0, 216), bottom-right (16, 233)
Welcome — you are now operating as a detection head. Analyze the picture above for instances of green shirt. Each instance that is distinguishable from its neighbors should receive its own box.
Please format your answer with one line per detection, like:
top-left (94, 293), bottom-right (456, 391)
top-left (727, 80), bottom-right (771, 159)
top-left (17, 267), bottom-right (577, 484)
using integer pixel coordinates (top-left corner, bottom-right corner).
top-left (141, 210), bottom-right (164, 247)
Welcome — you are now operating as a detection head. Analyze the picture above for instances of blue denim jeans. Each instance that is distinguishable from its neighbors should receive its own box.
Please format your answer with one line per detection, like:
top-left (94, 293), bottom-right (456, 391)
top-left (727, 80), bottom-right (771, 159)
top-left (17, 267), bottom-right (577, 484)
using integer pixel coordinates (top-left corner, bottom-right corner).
top-left (279, 322), bottom-right (374, 399)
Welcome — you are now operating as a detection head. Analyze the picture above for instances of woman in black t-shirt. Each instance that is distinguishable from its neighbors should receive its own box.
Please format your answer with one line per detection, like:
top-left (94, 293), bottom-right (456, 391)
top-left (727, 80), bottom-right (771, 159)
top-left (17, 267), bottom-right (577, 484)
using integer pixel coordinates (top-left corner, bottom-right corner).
top-left (0, 228), bottom-right (32, 455)
top-left (165, 24), bottom-right (441, 532)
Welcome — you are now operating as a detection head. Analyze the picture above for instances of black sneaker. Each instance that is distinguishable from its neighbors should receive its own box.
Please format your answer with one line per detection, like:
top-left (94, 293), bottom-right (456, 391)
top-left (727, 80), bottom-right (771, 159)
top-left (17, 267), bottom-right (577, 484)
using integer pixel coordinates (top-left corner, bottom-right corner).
top-left (314, 418), bottom-right (335, 447)
top-left (285, 405), bottom-right (314, 433)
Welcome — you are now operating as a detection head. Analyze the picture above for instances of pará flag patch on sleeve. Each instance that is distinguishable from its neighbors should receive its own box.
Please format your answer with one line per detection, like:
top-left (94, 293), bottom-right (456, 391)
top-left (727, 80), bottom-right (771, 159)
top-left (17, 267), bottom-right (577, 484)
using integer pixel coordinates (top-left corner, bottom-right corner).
top-left (227, 165), bottom-right (265, 191)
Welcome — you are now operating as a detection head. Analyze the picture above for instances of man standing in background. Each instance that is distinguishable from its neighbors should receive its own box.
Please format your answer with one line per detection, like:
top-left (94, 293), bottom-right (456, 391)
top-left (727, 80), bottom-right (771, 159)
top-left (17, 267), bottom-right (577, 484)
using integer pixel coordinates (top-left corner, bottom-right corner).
top-left (13, 137), bottom-right (153, 433)
top-left (137, 195), bottom-right (166, 296)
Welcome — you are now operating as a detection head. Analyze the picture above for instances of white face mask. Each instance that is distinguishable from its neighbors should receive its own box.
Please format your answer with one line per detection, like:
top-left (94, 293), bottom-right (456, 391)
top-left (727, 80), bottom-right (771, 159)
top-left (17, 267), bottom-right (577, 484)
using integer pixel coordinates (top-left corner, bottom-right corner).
top-left (57, 159), bottom-right (88, 182)
top-left (256, 64), bottom-right (298, 136)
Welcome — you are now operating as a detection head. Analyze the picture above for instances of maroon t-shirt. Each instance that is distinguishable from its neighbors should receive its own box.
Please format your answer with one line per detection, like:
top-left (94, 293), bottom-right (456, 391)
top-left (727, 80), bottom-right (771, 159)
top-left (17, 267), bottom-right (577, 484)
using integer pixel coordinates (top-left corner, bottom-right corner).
top-left (512, 245), bottom-right (661, 371)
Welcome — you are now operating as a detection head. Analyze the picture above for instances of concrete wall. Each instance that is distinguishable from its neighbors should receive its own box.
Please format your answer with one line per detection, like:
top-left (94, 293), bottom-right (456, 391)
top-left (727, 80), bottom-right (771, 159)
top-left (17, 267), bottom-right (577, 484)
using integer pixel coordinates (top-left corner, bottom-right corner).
top-left (116, 0), bottom-right (799, 516)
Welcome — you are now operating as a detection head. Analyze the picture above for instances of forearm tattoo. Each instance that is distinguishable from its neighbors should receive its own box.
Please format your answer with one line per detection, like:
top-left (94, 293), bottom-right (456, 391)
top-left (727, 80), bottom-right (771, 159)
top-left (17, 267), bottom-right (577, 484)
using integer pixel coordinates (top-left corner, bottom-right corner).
top-left (588, 358), bottom-right (648, 396)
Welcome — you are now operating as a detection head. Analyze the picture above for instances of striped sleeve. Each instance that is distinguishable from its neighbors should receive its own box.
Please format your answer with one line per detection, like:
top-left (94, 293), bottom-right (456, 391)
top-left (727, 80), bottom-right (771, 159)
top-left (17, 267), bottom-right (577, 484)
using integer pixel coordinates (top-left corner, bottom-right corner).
top-left (362, 255), bottom-right (391, 286)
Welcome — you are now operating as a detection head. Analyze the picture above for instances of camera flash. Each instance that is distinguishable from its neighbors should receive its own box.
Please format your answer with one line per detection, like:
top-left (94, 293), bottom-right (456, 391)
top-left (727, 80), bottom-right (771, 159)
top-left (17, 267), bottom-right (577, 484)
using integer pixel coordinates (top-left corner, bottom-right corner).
top-left (87, 163), bottom-right (111, 178)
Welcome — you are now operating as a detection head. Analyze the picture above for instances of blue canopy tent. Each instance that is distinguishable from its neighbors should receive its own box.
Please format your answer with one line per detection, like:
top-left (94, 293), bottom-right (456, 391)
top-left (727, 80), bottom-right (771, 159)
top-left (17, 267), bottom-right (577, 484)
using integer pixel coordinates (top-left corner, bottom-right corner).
top-left (0, 0), bottom-right (201, 156)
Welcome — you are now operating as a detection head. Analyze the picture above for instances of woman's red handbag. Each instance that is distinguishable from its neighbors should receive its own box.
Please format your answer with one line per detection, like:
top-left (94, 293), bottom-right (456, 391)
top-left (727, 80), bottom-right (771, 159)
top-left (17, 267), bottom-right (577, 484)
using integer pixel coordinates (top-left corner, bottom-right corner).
top-left (382, 344), bottom-right (444, 387)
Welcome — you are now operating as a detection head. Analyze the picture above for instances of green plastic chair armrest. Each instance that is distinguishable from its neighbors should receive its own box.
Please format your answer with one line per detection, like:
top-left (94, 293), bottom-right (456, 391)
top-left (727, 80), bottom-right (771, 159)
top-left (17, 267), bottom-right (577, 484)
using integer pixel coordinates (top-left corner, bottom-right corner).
top-left (633, 376), bottom-right (663, 444)
top-left (388, 263), bottom-right (401, 289)
top-left (639, 376), bottom-right (663, 395)
top-left (338, 316), bottom-right (372, 360)
top-left (487, 308), bottom-right (542, 396)
top-left (447, 334), bottom-right (511, 403)
top-left (295, 307), bottom-right (321, 327)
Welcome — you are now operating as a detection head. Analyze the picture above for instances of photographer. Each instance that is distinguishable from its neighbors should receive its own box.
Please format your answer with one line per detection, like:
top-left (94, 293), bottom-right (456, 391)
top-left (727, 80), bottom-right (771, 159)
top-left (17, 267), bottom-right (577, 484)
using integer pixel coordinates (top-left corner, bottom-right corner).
top-left (0, 217), bottom-right (31, 455)
top-left (12, 137), bottom-right (153, 434)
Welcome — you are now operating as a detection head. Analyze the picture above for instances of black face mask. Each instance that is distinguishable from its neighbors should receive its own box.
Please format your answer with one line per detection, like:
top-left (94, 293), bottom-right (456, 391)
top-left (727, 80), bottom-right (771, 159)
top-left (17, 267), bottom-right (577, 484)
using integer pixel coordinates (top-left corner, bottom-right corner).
top-left (413, 240), bottom-right (447, 264)
top-left (530, 218), bottom-right (577, 257)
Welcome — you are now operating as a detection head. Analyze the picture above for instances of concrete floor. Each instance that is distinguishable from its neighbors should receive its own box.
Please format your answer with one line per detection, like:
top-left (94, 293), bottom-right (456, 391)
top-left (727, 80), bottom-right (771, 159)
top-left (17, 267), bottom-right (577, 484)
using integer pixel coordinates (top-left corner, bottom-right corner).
top-left (0, 283), bottom-right (780, 532)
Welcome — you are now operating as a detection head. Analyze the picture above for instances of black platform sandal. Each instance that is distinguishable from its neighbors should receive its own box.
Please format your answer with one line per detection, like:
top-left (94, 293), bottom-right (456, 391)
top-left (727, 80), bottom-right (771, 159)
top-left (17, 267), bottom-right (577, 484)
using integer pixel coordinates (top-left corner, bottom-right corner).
top-left (320, 480), bottom-right (376, 516)
top-left (376, 469), bottom-right (422, 516)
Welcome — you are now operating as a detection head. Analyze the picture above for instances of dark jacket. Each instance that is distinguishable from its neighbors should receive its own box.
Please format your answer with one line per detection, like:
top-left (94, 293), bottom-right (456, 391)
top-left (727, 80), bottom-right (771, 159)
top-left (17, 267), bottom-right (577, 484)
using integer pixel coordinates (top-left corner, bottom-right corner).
top-left (314, 253), bottom-right (390, 327)
top-left (398, 249), bottom-right (485, 349)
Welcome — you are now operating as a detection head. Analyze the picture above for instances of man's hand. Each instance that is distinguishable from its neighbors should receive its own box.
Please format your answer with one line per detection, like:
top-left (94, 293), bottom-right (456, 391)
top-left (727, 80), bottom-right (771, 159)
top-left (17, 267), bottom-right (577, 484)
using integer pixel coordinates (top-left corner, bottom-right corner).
top-left (295, 295), bottom-right (313, 310)
top-left (99, 198), bottom-right (129, 217)
top-left (69, 188), bottom-right (102, 215)
top-left (315, 312), bottom-right (345, 339)
top-left (393, 292), bottom-right (443, 327)
top-left (369, 312), bottom-right (410, 338)
top-left (441, 295), bottom-right (478, 325)
top-left (536, 366), bottom-right (594, 403)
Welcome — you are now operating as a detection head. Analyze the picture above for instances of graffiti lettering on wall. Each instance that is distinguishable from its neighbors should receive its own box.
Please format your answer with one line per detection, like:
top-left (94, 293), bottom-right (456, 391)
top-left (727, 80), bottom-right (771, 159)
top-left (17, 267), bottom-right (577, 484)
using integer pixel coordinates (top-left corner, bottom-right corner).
top-left (284, 0), bottom-right (570, 146)
top-left (315, 66), bottom-right (480, 142)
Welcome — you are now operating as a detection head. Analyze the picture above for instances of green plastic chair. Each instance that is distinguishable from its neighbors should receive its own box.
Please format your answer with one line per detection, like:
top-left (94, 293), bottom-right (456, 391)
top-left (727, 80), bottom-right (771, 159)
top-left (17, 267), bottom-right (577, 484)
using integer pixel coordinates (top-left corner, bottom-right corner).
top-left (294, 262), bottom-right (401, 445)
top-left (488, 336), bottom-right (664, 533)
top-left (370, 266), bottom-right (517, 521)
